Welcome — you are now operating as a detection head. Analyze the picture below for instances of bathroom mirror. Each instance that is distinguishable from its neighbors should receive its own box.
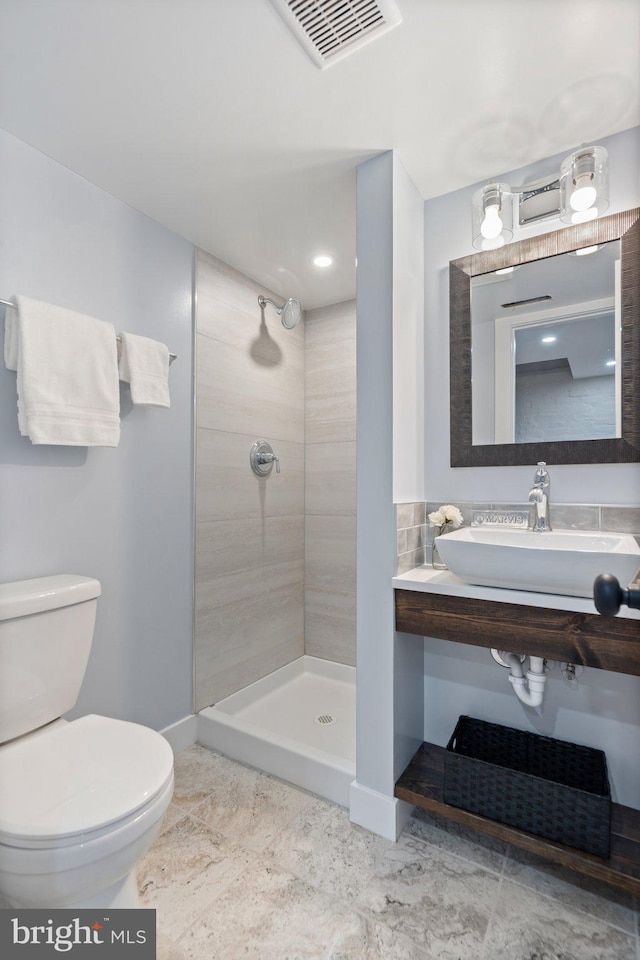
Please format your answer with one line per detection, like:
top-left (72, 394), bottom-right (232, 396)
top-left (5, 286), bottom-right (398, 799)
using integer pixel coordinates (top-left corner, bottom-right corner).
top-left (449, 208), bottom-right (640, 466)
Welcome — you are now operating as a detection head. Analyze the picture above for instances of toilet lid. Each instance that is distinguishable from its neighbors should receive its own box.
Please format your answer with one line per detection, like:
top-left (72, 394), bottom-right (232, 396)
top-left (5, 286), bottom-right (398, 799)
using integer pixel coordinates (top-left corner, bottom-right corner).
top-left (0, 715), bottom-right (174, 842)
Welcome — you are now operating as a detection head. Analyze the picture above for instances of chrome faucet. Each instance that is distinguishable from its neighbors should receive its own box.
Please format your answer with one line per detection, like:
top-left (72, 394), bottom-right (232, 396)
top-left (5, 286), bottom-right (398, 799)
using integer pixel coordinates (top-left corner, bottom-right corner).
top-left (528, 461), bottom-right (552, 532)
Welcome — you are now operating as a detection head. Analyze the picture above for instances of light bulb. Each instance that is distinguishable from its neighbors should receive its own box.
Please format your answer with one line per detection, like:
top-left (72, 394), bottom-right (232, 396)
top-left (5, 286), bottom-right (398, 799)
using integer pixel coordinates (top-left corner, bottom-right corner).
top-left (481, 235), bottom-right (505, 251)
top-left (480, 204), bottom-right (503, 240)
top-left (570, 174), bottom-right (597, 212)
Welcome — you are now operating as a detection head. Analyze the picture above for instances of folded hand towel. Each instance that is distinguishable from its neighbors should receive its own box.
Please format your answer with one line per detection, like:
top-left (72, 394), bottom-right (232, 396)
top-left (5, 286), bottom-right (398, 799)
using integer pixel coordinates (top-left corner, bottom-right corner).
top-left (6, 295), bottom-right (121, 446)
top-left (118, 332), bottom-right (170, 407)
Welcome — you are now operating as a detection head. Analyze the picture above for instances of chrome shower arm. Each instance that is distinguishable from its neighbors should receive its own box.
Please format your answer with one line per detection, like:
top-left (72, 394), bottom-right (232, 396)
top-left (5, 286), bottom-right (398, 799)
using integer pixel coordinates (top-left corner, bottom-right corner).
top-left (258, 295), bottom-right (279, 313)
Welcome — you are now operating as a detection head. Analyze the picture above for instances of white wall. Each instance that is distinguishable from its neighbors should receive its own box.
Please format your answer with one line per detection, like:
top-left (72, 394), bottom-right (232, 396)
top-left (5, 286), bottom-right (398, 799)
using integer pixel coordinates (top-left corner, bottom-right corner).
top-left (352, 152), bottom-right (424, 840)
top-left (424, 125), bottom-right (640, 504)
top-left (393, 158), bottom-right (425, 502)
top-left (0, 129), bottom-right (194, 731)
top-left (422, 126), bottom-right (640, 807)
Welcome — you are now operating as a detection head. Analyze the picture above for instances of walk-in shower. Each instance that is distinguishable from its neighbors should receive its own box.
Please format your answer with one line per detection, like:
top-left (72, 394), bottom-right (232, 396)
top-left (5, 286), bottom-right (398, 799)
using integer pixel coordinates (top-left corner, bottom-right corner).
top-left (195, 250), bottom-right (356, 808)
top-left (258, 294), bottom-right (303, 329)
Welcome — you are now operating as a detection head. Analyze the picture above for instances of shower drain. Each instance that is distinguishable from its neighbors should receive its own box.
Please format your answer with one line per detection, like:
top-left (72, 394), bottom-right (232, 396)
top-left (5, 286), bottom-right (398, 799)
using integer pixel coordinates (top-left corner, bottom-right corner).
top-left (314, 713), bottom-right (336, 726)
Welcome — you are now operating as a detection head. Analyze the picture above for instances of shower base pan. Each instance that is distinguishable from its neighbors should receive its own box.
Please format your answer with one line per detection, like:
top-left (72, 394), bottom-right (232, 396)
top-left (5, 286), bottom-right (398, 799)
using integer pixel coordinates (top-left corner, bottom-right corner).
top-left (198, 656), bottom-right (355, 807)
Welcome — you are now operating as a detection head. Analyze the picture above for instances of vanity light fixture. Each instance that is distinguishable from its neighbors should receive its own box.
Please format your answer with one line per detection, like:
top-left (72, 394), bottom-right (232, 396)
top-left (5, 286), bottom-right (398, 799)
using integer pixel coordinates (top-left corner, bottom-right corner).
top-left (560, 146), bottom-right (609, 224)
top-left (471, 182), bottom-right (513, 250)
top-left (313, 254), bottom-right (334, 268)
top-left (472, 144), bottom-right (609, 247)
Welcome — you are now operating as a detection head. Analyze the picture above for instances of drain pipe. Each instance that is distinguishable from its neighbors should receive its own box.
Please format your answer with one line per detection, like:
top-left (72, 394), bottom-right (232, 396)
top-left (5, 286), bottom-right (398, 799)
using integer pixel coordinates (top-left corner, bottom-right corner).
top-left (495, 651), bottom-right (547, 708)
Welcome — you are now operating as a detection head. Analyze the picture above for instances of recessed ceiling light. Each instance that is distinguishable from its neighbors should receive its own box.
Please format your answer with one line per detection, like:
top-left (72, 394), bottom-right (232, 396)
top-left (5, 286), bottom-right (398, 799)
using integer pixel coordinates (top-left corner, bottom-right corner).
top-left (495, 266), bottom-right (514, 275)
top-left (313, 255), bottom-right (333, 268)
top-left (574, 245), bottom-right (600, 256)
top-left (542, 336), bottom-right (557, 343)
top-left (606, 359), bottom-right (616, 366)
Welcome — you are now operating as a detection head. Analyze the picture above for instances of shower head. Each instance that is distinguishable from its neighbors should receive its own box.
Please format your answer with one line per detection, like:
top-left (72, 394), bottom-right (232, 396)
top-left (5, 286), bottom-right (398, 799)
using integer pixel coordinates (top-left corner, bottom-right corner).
top-left (258, 295), bottom-right (302, 329)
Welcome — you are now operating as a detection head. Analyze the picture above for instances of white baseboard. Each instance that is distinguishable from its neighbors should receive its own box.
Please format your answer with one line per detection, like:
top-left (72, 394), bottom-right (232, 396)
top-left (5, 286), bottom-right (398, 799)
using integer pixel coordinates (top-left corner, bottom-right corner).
top-left (349, 779), bottom-right (413, 841)
top-left (160, 714), bottom-right (198, 753)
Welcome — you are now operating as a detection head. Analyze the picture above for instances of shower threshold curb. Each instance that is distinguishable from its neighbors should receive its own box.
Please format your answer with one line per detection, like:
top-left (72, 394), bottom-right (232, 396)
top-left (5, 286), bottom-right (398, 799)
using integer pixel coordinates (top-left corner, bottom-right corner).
top-left (197, 656), bottom-right (355, 807)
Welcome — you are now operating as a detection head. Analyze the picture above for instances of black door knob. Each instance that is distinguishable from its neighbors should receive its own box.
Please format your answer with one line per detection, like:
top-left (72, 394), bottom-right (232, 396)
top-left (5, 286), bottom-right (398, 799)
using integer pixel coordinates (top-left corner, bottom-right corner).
top-left (593, 574), bottom-right (640, 617)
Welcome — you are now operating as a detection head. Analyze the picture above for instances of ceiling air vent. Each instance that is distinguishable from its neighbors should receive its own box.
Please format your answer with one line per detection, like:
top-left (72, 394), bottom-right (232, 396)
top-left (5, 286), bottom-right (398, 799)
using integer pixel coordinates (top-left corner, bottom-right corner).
top-left (269, 0), bottom-right (402, 69)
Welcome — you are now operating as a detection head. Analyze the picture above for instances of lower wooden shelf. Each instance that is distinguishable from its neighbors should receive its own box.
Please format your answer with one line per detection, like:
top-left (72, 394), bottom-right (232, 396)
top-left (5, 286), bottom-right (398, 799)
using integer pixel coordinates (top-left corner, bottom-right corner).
top-left (395, 741), bottom-right (640, 896)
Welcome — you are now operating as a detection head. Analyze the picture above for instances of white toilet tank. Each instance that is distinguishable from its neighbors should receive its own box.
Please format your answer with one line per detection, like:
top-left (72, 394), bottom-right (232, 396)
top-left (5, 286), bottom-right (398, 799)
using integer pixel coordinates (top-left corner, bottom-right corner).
top-left (0, 575), bottom-right (102, 744)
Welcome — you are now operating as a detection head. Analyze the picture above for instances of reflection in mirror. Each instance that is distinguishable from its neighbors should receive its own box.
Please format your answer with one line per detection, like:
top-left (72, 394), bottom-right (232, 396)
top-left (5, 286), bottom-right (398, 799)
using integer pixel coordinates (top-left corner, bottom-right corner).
top-left (471, 240), bottom-right (621, 445)
top-left (449, 208), bottom-right (639, 467)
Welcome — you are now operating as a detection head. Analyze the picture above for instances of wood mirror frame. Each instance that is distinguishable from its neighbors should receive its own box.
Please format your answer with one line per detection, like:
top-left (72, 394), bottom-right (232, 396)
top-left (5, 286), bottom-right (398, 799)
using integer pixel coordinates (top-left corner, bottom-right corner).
top-left (449, 208), bottom-right (640, 467)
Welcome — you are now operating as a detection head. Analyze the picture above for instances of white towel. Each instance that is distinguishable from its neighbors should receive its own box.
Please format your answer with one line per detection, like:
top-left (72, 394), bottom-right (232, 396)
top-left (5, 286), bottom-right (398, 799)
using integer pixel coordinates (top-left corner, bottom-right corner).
top-left (118, 332), bottom-right (170, 407)
top-left (4, 295), bottom-right (121, 446)
top-left (4, 303), bottom-right (19, 371)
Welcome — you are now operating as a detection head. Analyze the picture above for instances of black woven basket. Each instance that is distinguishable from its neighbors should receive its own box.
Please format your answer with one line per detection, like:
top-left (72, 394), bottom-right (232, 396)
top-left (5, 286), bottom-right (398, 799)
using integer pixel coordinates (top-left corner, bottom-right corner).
top-left (444, 716), bottom-right (611, 858)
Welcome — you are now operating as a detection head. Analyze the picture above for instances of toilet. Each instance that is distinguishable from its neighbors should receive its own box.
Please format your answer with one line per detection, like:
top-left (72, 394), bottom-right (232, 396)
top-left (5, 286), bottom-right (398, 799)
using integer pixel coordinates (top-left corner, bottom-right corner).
top-left (0, 575), bottom-right (174, 908)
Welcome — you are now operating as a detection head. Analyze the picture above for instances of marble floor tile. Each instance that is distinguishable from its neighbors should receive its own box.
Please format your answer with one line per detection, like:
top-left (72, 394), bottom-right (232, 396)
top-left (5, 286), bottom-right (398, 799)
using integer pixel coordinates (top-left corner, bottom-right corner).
top-left (176, 861), bottom-right (430, 960)
top-left (135, 748), bottom-right (640, 960)
top-left (176, 862), bottom-right (347, 959)
top-left (503, 843), bottom-right (636, 933)
top-left (189, 763), bottom-right (318, 855)
top-left (346, 837), bottom-right (499, 959)
top-left (404, 807), bottom-right (507, 874)
top-left (326, 912), bottom-right (433, 959)
top-left (158, 800), bottom-right (189, 836)
top-left (264, 797), bottom-right (499, 958)
top-left (170, 744), bottom-right (253, 812)
top-left (156, 931), bottom-right (187, 960)
top-left (137, 813), bottom-right (253, 941)
top-left (483, 878), bottom-right (637, 960)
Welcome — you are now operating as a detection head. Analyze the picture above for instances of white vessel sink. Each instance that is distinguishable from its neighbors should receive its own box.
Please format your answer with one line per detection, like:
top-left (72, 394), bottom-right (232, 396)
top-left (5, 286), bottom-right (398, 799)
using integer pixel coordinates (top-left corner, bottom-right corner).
top-left (434, 527), bottom-right (640, 599)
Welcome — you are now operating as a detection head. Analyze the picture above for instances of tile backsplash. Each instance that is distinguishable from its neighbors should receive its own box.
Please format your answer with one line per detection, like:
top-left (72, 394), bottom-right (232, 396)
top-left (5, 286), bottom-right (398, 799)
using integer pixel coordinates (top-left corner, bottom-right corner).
top-left (395, 501), bottom-right (640, 575)
top-left (395, 502), bottom-right (427, 575)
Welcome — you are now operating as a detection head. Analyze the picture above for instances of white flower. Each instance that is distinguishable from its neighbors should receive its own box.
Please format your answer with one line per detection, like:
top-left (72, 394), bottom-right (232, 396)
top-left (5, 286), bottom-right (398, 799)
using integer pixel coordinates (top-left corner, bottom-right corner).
top-left (441, 504), bottom-right (463, 527)
top-left (428, 504), bottom-right (464, 531)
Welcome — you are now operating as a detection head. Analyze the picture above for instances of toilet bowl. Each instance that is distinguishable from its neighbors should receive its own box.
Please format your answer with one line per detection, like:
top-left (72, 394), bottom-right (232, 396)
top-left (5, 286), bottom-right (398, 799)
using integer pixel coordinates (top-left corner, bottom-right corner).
top-left (0, 576), bottom-right (175, 908)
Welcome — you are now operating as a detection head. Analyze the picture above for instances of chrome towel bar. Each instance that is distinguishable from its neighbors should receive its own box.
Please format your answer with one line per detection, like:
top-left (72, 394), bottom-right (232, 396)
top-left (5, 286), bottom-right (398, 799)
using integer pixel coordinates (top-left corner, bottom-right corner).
top-left (0, 298), bottom-right (177, 364)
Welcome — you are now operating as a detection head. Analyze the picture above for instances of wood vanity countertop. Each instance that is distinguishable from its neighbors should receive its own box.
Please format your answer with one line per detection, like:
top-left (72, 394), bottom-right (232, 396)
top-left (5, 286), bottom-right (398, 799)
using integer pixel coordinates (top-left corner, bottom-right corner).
top-left (394, 566), bottom-right (640, 676)
top-left (393, 565), bottom-right (640, 620)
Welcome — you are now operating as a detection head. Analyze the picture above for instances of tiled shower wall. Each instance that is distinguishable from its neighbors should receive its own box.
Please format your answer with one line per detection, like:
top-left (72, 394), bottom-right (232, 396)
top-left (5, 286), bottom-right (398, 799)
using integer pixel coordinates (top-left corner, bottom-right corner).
top-left (195, 250), bottom-right (305, 709)
top-left (304, 301), bottom-right (357, 665)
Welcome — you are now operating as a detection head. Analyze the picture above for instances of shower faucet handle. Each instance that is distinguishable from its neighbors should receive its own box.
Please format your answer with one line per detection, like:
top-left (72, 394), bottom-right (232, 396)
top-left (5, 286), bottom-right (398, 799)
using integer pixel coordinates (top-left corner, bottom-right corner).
top-left (264, 453), bottom-right (280, 474)
top-left (250, 440), bottom-right (280, 477)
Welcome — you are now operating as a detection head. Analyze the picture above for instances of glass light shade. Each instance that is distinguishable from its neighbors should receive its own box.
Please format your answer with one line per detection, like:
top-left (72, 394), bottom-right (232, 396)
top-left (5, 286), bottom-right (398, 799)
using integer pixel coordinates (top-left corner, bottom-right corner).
top-left (472, 183), bottom-right (513, 250)
top-left (559, 146), bottom-right (609, 224)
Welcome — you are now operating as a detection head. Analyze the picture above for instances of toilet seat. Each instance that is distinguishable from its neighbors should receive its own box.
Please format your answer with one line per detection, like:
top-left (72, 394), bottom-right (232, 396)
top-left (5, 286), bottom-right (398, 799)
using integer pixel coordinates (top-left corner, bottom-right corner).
top-left (0, 714), bottom-right (173, 848)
